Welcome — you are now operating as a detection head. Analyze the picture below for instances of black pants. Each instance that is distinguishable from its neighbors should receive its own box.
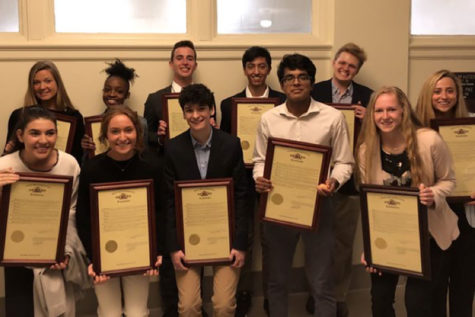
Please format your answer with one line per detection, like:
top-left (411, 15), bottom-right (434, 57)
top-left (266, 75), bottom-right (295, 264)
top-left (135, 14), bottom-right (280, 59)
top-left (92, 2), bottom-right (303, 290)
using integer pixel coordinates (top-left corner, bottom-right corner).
top-left (448, 204), bottom-right (475, 317)
top-left (370, 239), bottom-right (450, 317)
top-left (5, 267), bottom-right (34, 317)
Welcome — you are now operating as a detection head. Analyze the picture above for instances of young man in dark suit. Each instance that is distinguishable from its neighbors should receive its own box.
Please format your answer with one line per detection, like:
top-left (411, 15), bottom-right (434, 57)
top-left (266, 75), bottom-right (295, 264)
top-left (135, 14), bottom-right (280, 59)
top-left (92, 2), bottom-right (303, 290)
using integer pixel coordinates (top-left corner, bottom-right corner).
top-left (219, 46), bottom-right (285, 316)
top-left (143, 40), bottom-right (216, 153)
top-left (310, 43), bottom-right (373, 317)
top-left (220, 46), bottom-right (286, 134)
top-left (165, 84), bottom-right (248, 316)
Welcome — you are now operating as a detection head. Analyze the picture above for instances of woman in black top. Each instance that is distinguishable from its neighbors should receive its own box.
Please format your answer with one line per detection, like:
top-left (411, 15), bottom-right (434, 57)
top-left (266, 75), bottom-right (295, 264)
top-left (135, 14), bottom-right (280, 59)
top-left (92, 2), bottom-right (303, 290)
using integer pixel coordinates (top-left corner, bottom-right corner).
top-left (76, 106), bottom-right (162, 316)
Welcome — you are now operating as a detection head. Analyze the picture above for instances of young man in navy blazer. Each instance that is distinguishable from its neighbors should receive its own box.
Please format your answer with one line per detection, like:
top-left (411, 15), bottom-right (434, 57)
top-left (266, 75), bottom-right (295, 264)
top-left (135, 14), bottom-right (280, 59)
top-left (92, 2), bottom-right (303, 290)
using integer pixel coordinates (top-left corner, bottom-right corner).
top-left (310, 43), bottom-right (373, 317)
top-left (220, 46), bottom-right (286, 316)
top-left (164, 84), bottom-right (248, 316)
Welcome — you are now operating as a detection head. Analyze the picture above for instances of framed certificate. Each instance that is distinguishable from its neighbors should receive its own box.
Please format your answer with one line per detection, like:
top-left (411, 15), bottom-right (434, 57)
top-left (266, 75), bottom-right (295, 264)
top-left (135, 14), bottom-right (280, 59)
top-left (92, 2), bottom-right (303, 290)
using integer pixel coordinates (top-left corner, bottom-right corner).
top-left (162, 93), bottom-right (189, 140)
top-left (431, 117), bottom-right (475, 202)
top-left (360, 184), bottom-right (431, 279)
top-left (258, 137), bottom-right (332, 230)
top-left (90, 180), bottom-right (157, 276)
top-left (328, 104), bottom-right (360, 152)
top-left (231, 97), bottom-right (280, 167)
top-left (50, 111), bottom-right (77, 154)
top-left (0, 172), bottom-right (72, 266)
top-left (84, 114), bottom-right (108, 158)
top-left (174, 178), bottom-right (234, 266)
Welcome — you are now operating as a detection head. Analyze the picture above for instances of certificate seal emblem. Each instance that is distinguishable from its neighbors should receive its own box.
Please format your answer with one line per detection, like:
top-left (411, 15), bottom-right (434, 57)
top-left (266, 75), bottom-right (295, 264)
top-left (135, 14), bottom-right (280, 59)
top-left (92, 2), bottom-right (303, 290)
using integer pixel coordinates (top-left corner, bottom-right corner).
top-left (241, 140), bottom-right (250, 150)
top-left (271, 193), bottom-right (284, 205)
top-left (105, 240), bottom-right (118, 253)
top-left (189, 234), bottom-right (200, 246)
top-left (374, 237), bottom-right (387, 249)
top-left (11, 230), bottom-right (24, 243)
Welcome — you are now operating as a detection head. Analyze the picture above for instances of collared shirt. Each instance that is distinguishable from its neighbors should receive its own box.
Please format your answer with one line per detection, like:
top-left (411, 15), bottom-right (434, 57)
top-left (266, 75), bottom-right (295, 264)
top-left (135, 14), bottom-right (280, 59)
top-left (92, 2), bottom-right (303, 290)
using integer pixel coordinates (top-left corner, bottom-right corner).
top-left (252, 98), bottom-right (354, 187)
top-left (245, 85), bottom-right (270, 98)
top-left (331, 79), bottom-right (353, 104)
top-left (171, 81), bottom-right (184, 93)
top-left (191, 129), bottom-right (213, 179)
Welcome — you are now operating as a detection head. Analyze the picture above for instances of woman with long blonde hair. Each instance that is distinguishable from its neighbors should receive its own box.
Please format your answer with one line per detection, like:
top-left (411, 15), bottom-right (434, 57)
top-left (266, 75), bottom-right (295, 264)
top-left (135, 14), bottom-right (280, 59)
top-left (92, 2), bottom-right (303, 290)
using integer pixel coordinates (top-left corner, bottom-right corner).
top-left (357, 86), bottom-right (457, 316)
top-left (5, 60), bottom-right (85, 163)
top-left (416, 70), bottom-right (474, 317)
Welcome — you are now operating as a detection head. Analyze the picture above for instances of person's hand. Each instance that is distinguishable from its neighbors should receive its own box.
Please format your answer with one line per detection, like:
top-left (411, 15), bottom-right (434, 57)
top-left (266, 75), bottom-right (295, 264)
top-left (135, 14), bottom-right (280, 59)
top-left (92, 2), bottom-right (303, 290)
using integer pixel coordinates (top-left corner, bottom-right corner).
top-left (81, 134), bottom-right (95, 150)
top-left (3, 140), bottom-right (15, 154)
top-left (465, 192), bottom-right (475, 206)
top-left (361, 252), bottom-right (381, 276)
top-left (255, 177), bottom-right (272, 193)
top-left (88, 263), bottom-right (111, 284)
top-left (157, 120), bottom-right (167, 137)
top-left (317, 178), bottom-right (339, 196)
top-left (419, 183), bottom-right (434, 207)
top-left (171, 250), bottom-right (188, 271)
top-left (144, 255), bottom-right (163, 276)
top-left (230, 249), bottom-right (245, 268)
top-left (50, 255), bottom-right (70, 270)
top-left (353, 104), bottom-right (366, 119)
top-left (0, 168), bottom-right (20, 187)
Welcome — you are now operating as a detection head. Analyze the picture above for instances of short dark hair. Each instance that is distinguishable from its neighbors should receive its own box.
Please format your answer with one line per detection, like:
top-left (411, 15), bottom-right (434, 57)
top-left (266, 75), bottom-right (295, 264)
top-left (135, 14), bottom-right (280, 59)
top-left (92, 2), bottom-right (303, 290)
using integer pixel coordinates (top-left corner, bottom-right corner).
top-left (178, 84), bottom-right (214, 110)
top-left (277, 54), bottom-right (316, 84)
top-left (170, 40), bottom-right (197, 61)
top-left (242, 46), bottom-right (272, 69)
top-left (10, 106), bottom-right (57, 153)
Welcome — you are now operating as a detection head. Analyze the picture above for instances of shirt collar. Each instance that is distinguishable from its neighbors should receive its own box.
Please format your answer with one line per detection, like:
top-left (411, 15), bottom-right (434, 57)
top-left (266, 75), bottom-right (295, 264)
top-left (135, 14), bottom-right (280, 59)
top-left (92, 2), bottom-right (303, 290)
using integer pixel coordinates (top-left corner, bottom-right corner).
top-left (190, 128), bottom-right (213, 149)
top-left (331, 79), bottom-right (354, 99)
top-left (245, 85), bottom-right (269, 98)
top-left (171, 81), bottom-right (184, 93)
top-left (278, 98), bottom-right (322, 118)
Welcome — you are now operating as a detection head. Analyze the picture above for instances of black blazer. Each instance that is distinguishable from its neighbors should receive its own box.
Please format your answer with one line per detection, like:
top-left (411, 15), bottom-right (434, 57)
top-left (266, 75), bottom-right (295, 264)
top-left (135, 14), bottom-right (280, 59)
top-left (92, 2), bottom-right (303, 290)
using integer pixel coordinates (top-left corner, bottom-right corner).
top-left (219, 87), bottom-right (286, 133)
top-left (311, 78), bottom-right (373, 107)
top-left (144, 85), bottom-right (217, 151)
top-left (312, 78), bottom-right (373, 195)
top-left (164, 128), bottom-right (249, 252)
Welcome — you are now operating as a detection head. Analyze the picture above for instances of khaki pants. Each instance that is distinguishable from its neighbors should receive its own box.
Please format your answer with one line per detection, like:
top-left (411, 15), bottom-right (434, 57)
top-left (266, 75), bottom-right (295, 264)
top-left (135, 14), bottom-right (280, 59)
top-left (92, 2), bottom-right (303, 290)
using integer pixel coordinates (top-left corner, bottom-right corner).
top-left (175, 266), bottom-right (240, 317)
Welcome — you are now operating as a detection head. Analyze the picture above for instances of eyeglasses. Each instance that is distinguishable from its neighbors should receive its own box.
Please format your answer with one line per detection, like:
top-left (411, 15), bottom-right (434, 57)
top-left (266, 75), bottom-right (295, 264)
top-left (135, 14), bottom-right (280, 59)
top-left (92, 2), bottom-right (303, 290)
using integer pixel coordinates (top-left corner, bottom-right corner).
top-left (281, 74), bottom-right (311, 84)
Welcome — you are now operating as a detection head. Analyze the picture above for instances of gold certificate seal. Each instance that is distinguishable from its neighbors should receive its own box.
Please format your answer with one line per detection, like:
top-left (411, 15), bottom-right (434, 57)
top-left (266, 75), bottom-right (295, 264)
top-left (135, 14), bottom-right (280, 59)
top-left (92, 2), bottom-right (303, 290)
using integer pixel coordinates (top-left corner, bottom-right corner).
top-left (11, 230), bottom-right (24, 243)
top-left (374, 238), bottom-right (387, 249)
top-left (271, 193), bottom-right (284, 205)
top-left (241, 140), bottom-right (250, 150)
top-left (189, 234), bottom-right (200, 246)
top-left (105, 240), bottom-right (118, 253)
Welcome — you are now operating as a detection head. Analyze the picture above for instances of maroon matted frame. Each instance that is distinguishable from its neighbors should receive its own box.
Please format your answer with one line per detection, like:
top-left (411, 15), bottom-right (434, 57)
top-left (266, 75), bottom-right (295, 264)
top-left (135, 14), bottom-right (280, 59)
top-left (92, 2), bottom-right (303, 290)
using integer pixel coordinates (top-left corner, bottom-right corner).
top-left (231, 97), bottom-right (281, 168)
top-left (174, 178), bottom-right (234, 266)
top-left (328, 103), bottom-right (361, 152)
top-left (430, 117), bottom-right (475, 202)
top-left (89, 179), bottom-right (157, 276)
top-left (84, 114), bottom-right (104, 158)
top-left (359, 184), bottom-right (431, 280)
top-left (0, 172), bottom-right (72, 266)
top-left (258, 137), bottom-right (332, 231)
top-left (50, 110), bottom-right (77, 154)
top-left (161, 92), bottom-right (184, 140)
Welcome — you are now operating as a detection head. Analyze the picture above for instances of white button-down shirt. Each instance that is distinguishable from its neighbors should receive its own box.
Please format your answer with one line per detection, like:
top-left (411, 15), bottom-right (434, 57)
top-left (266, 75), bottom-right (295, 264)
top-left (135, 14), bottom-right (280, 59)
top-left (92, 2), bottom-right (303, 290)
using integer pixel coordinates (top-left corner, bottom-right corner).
top-left (252, 98), bottom-right (354, 187)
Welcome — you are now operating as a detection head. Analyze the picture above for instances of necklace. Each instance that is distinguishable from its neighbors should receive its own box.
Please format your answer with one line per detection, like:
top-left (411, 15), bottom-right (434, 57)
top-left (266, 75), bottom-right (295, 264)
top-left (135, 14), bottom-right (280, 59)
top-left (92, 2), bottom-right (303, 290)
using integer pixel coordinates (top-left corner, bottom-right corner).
top-left (19, 149), bottom-right (59, 172)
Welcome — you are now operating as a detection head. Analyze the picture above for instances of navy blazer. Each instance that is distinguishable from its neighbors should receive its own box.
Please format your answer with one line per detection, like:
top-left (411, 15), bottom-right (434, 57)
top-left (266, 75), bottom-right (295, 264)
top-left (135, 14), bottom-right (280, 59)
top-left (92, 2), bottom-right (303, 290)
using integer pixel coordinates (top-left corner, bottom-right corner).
top-left (164, 128), bottom-right (249, 253)
top-left (219, 87), bottom-right (286, 133)
top-left (311, 78), bottom-right (373, 107)
top-left (312, 78), bottom-right (373, 195)
top-left (143, 85), bottom-right (217, 151)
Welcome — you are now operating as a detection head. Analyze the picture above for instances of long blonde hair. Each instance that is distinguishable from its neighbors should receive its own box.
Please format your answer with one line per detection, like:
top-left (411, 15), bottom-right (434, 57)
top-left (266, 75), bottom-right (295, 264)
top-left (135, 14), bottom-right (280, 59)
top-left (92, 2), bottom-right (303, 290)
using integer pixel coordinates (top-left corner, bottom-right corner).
top-left (356, 86), bottom-right (425, 186)
top-left (415, 69), bottom-right (468, 127)
top-left (23, 60), bottom-right (75, 111)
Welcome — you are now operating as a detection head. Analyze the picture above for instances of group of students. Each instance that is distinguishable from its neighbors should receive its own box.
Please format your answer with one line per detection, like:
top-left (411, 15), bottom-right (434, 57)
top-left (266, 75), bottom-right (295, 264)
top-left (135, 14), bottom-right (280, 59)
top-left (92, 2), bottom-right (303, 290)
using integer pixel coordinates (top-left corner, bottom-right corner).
top-left (0, 39), bottom-right (473, 317)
